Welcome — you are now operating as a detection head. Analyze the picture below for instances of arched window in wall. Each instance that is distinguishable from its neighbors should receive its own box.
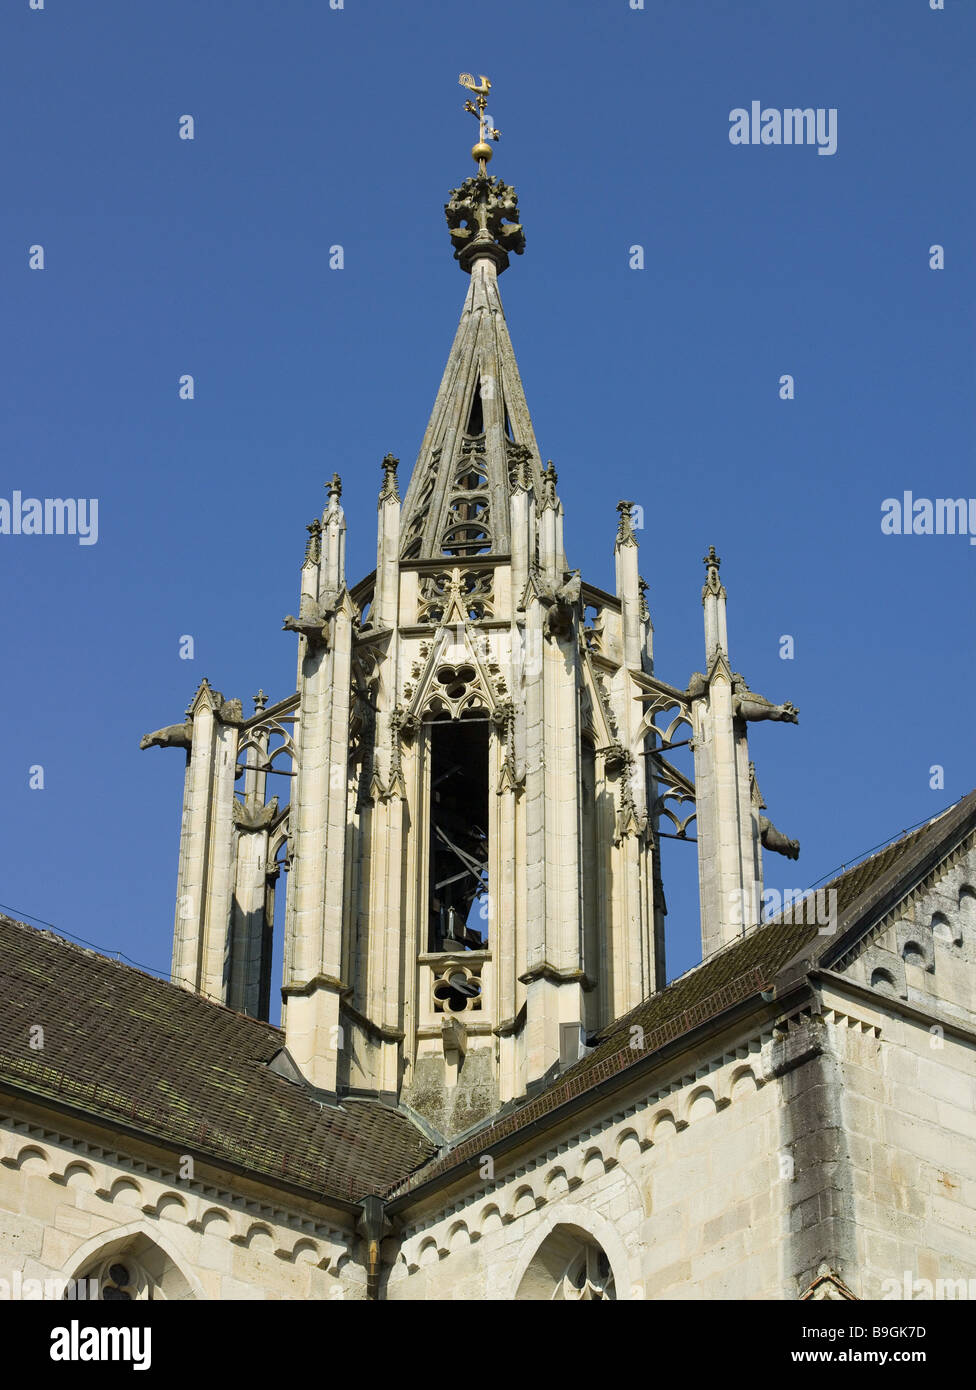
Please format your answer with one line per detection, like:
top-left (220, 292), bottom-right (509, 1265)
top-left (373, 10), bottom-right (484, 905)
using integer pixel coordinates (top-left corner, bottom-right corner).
top-left (515, 1226), bottom-right (617, 1301)
top-left (69, 1233), bottom-right (198, 1301)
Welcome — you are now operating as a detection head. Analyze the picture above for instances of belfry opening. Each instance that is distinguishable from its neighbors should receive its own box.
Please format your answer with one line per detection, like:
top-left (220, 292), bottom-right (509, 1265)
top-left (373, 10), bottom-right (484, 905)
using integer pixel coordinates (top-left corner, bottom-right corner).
top-left (427, 718), bottom-right (490, 952)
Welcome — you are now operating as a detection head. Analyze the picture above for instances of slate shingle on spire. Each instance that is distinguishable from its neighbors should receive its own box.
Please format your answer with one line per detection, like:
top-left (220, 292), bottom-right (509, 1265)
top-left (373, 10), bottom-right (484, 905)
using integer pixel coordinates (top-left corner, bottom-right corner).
top-left (398, 174), bottom-right (544, 562)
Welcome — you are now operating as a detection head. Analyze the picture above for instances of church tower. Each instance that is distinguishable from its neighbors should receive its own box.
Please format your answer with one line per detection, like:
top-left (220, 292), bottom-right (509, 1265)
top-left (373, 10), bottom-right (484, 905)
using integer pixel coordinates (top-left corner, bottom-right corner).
top-left (141, 78), bottom-right (801, 1140)
top-left (276, 78), bottom-right (666, 1134)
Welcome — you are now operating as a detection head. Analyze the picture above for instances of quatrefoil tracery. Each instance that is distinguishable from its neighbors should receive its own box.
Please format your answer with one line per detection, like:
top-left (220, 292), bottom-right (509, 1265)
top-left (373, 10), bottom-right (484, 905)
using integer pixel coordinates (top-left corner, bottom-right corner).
top-left (432, 961), bottom-right (483, 1014)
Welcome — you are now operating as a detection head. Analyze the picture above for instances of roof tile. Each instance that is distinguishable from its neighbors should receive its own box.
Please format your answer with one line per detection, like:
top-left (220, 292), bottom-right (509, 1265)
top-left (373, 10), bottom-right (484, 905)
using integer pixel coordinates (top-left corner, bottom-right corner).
top-left (0, 917), bottom-right (436, 1202)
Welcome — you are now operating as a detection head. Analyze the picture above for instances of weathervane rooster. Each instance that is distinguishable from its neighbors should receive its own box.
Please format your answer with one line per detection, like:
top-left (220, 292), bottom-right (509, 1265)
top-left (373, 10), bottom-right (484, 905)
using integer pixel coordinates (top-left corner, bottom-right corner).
top-left (459, 72), bottom-right (500, 171)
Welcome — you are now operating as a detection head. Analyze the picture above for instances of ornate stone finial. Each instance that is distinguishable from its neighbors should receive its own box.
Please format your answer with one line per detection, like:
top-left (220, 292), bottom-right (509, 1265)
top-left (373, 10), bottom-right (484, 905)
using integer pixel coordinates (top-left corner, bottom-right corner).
top-left (445, 175), bottom-right (525, 273)
top-left (507, 442), bottom-right (533, 493)
top-left (253, 689), bottom-right (268, 713)
top-left (326, 472), bottom-right (342, 505)
top-left (305, 518), bottom-right (322, 564)
top-left (379, 453), bottom-right (400, 504)
top-left (447, 75), bottom-right (524, 274)
top-left (458, 73), bottom-right (500, 172)
top-left (183, 677), bottom-right (213, 720)
top-left (616, 500), bottom-right (638, 546)
top-left (702, 544), bottom-right (725, 599)
top-left (539, 460), bottom-right (558, 511)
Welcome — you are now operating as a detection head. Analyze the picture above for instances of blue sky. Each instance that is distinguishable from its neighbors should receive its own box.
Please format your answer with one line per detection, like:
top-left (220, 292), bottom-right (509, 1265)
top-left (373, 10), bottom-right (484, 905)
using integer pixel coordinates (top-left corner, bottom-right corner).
top-left (1, 0), bottom-right (972, 1003)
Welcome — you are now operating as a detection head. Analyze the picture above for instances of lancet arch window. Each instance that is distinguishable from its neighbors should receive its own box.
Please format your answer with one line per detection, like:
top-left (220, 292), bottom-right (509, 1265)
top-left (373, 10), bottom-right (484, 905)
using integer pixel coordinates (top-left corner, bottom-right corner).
top-left (69, 1234), bottom-right (199, 1302)
top-left (441, 436), bottom-right (492, 557)
top-left (425, 714), bottom-right (490, 951)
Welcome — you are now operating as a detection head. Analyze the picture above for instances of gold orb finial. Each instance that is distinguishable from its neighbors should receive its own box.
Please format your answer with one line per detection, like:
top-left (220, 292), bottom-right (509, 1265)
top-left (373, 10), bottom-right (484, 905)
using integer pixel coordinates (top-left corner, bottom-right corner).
top-left (471, 140), bottom-right (493, 164)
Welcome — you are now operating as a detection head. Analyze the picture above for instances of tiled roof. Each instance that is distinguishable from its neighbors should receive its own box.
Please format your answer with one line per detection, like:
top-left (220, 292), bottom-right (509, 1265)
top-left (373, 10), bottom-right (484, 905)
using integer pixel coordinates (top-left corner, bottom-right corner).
top-left (0, 915), bottom-right (436, 1203)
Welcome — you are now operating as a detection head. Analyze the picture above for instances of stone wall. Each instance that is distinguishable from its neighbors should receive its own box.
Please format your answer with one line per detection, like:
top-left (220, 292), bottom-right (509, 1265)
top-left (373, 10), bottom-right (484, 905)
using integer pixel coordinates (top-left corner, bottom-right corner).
top-left (0, 1103), bottom-right (364, 1300)
top-left (820, 985), bottom-right (976, 1300)
top-left (385, 1029), bottom-right (797, 1300)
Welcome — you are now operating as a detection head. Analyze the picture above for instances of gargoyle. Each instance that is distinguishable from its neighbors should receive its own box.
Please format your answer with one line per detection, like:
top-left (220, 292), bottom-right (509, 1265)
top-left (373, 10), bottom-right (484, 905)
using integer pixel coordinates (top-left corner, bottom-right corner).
top-left (735, 696), bottom-right (799, 724)
top-left (490, 699), bottom-right (514, 731)
top-left (760, 814), bottom-right (800, 859)
top-left (557, 571), bottom-right (581, 606)
top-left (139, 721), bottom-right (193, 751)
top-left (538, 569), bottom-right (581, 639)
top-left (391, 707), bottom-right (421, 744)
top-left (282, 596), bottom-right (335, 650)
top-left (603, 742), bottom-right (628, 774)
top-left (686, 672), bottom-right (708, 701)
top-left (732, 677), bottom-right (799, 723)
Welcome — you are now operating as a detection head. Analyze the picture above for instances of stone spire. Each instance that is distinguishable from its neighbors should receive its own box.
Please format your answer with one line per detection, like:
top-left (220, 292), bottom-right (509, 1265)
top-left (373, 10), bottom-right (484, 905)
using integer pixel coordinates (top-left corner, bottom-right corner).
top-left (398, 78), bottom-right (544, 562)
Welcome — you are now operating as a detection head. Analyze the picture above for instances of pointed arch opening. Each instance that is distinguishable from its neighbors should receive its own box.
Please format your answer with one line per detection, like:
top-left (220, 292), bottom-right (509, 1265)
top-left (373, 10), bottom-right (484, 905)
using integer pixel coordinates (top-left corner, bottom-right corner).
top-left (514, 1224), bottom-right (617, 1301)
top-left (427, 717), bottom-right (490, 951)
top-left (65, 1227), bottom-right (203, 1301)
top-left (466, 375), bottom-right (484, 436)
